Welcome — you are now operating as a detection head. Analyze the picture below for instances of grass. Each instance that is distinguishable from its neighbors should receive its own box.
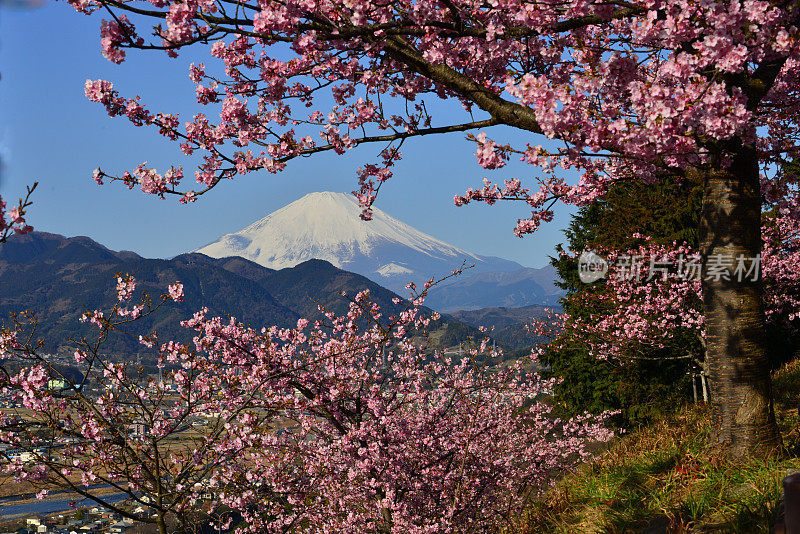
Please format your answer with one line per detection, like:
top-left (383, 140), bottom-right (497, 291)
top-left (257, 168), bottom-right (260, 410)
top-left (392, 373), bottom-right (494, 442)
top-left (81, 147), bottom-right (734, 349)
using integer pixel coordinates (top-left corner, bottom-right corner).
top-left (513, 360), bottom-right (800, 533)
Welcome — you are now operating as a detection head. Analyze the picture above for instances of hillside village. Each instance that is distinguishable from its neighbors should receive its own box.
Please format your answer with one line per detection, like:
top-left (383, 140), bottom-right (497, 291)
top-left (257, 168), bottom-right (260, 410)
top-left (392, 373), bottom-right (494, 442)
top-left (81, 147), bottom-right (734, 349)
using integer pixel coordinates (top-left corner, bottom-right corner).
top-left (3, 503), bottom-right (151, 534)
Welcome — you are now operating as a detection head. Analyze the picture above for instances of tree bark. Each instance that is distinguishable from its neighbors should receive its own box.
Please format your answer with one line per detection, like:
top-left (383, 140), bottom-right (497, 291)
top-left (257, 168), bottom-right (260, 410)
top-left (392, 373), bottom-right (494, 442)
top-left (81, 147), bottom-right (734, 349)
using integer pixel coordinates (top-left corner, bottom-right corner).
top-left (699, 145), bottom-right (781, 457)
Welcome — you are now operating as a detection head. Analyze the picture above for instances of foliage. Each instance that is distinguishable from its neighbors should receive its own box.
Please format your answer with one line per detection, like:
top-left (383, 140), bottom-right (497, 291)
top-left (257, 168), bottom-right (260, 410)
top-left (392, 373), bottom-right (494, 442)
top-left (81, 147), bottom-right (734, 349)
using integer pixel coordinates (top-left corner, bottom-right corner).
top-left (540, 174), bottom-right (800, 425)
top-left (516, 359), bottom-right (800, 533)
top-left (0, 275), bottom-right (613, 533)
top-left (51, 0), bottom-right (800, 453)
top-left (559, 206), bottom-right (800, 362)
top-left (518, 408), bottom-right (796, 533)
top-left (540, 181), bottom-right (702, 425)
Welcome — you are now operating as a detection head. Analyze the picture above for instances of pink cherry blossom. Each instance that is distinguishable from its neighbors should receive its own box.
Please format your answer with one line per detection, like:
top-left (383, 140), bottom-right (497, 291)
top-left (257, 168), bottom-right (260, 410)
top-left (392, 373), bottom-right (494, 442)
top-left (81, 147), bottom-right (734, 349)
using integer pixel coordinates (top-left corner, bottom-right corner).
top-left (168, 281), bottom-right (184, 301)
top-left (1, 276), bottom-right (612, 533)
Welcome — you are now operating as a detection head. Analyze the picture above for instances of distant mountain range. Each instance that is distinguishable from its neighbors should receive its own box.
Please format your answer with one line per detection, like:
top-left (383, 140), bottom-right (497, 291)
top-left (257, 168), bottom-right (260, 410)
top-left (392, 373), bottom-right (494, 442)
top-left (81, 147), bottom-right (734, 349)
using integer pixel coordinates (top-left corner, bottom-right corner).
top-left (449, 304), bottom-right (554, 350)
top-left (0, 232), bottom-right (477, 358)
top-left (196, 191), bottom-right (562, 310)
top-left (423, 266), bottom-right (562, 311)
top-left (0, 193), bottom-right (563, 358)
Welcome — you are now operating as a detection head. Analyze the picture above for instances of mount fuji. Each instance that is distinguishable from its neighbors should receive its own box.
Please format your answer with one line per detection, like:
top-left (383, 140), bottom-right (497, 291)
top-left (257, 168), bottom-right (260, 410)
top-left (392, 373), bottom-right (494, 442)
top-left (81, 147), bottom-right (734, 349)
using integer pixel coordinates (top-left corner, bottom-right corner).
top-left (195, 192), bottom-right (561, 309)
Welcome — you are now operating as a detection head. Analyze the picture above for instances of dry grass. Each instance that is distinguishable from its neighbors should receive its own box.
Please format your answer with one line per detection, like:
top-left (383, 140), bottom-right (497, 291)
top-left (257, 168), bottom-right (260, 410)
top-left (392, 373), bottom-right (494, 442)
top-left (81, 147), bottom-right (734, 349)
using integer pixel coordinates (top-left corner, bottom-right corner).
top-left (510, 360), bottom-right (800, 534)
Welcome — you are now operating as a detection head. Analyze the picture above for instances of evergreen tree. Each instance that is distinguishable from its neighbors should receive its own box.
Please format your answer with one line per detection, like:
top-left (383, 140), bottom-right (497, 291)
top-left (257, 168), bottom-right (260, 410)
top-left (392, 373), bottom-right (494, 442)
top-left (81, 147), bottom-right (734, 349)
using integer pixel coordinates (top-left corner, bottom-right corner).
top-left (542, 181), bottom-right (702, 425)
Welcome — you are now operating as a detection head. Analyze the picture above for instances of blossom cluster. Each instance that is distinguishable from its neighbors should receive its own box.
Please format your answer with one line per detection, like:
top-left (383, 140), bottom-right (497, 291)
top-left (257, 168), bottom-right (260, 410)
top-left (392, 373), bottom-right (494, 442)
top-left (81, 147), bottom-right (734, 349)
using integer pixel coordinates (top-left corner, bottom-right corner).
top-left (0, 190), bottom-right (34, 242)
top-left (62, 0), bottom-right (800, 229)
top-left (573, 241), bottom-right (705, 361)
top-left (552, 214), bottom-right (800, 362)
top-left (0, 276), bottom-right (613, 533)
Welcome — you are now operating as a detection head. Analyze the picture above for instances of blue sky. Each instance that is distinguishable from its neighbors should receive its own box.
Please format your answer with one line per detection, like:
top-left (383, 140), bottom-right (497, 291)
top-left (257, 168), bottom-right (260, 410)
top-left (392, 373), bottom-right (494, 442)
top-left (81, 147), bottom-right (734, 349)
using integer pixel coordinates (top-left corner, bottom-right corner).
top-left (0, 1), bottom-right (576, 268)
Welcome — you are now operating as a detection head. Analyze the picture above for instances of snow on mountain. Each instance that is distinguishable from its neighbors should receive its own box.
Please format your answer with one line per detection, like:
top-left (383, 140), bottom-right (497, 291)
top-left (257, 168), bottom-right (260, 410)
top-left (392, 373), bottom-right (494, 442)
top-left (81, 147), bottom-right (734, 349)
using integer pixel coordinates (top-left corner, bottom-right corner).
top-left (196, 191), bottom-right (526, 294)
top-left (376, 263), bottom-right (414, 276)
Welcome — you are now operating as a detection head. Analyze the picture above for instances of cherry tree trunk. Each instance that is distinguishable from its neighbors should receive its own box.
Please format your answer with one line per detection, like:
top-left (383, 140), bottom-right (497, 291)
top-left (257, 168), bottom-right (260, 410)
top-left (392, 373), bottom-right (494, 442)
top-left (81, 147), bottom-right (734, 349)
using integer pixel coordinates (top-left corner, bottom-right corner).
top-left (699, 146), bottom-right (781, 457)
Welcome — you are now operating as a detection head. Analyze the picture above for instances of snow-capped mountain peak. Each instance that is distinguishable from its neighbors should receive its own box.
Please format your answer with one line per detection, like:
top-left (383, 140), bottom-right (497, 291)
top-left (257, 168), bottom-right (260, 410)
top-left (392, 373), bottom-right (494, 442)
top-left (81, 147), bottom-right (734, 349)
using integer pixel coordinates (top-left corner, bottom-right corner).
top-left (198, 191), bottom-right (480, 267)
top-left (195, 191), bottom-right (524, 292)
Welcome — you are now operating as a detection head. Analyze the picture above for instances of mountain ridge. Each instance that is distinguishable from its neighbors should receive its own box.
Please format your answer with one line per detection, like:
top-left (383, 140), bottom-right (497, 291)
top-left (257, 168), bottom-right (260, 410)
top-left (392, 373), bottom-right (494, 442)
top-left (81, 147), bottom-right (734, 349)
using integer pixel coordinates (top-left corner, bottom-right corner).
top-left (0, 232), bottom-right (468, 358)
